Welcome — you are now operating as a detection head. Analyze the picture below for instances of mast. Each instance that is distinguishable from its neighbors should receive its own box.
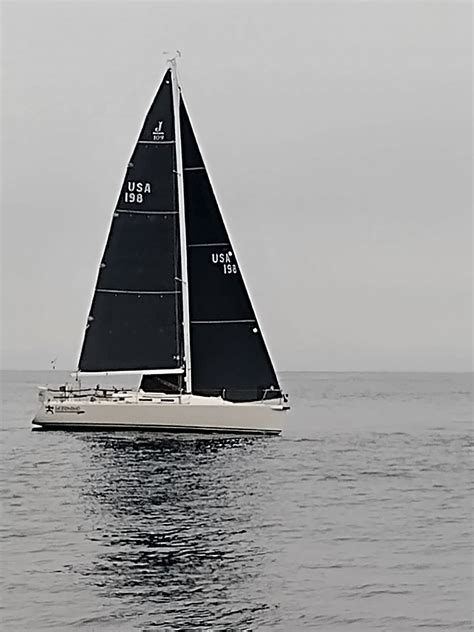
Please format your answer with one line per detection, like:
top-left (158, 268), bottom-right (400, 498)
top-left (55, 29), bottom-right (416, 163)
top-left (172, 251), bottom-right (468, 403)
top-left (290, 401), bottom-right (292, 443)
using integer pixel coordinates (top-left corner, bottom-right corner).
top-left (169, 55), bottom-right (192, 393)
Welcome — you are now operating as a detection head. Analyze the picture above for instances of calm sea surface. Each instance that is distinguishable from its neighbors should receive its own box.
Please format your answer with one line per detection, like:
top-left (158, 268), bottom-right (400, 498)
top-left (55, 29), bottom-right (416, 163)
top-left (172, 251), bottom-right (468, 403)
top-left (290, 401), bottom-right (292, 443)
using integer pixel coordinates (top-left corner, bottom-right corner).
top-left (1, 371), bottom-right (472, 631)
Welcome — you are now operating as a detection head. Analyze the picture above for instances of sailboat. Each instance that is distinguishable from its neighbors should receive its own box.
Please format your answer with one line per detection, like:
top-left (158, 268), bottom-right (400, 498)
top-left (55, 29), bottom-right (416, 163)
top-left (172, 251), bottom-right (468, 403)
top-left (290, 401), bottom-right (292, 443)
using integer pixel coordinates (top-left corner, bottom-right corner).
top-left (32, 57), bottom-right (289, 435)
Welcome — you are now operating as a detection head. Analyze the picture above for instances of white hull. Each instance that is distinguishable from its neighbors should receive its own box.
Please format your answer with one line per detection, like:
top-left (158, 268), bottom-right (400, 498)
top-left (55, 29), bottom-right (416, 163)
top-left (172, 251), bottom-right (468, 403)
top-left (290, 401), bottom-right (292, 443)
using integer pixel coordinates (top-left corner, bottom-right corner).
top-left (32, 391), bottom-right (287, 435)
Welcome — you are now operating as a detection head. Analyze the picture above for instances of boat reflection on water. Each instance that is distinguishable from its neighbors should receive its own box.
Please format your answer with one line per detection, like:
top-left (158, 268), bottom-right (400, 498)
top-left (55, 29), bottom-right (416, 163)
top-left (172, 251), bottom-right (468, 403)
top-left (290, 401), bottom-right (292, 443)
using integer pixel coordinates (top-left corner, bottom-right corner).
top-left (75, 433), bottom-right (276, 629)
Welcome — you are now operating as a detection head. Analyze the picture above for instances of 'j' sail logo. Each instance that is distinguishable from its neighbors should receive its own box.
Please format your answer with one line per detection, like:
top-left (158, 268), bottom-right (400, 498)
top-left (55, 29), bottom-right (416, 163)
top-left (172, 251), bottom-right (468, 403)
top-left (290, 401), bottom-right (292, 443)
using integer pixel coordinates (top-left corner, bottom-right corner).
top-left (153, 121), bottom-right (165, 141)
top-left (212, 251), bottom-right (237, 275)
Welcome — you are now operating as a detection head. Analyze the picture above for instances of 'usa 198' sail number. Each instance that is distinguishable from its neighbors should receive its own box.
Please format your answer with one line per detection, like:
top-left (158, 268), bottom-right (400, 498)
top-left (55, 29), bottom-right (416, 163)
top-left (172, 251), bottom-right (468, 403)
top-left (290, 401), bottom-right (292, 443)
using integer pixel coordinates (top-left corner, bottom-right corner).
top-left (212, 252), bottom-right (237, 274)
top-left (124, 181), bottom-right (152, 204)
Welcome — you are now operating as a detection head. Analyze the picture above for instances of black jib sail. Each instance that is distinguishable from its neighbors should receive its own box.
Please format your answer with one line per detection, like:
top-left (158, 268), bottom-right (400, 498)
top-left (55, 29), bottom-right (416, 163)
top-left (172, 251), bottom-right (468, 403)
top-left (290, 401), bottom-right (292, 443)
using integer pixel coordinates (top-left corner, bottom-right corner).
top-left (79, 69), bottom-right (183, 374)
top-left (179, 97), bottom-right (281, 401)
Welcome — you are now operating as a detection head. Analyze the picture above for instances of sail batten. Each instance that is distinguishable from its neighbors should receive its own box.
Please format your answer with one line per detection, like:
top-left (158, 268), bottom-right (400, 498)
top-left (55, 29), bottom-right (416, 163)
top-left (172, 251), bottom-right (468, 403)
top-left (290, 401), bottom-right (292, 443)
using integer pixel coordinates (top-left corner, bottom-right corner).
top-left (137, 140), bottom-right (175, 145)
top-left (115, 209), bottom-right (178, 215)
top-left (191, 319), bottom-right (256, 324)
top-left (96, 289), bottom-right (181, 295)
top-left (188, 242), bottom-right (230, 248)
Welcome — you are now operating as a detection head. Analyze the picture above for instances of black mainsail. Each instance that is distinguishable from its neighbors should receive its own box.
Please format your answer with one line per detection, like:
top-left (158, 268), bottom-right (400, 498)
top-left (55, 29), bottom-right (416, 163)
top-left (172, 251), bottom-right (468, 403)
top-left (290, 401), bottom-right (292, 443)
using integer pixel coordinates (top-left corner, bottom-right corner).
top-left (79, 64), bottom-right (281, 401)
top-left (79, 69), bottom-right (183, 374)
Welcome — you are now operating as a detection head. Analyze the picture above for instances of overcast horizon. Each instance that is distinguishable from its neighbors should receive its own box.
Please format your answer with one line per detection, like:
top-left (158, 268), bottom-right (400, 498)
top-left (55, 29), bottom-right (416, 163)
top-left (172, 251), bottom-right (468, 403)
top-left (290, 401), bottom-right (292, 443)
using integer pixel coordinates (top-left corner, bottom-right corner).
top-left (1, 1), bottom-right (472, 373)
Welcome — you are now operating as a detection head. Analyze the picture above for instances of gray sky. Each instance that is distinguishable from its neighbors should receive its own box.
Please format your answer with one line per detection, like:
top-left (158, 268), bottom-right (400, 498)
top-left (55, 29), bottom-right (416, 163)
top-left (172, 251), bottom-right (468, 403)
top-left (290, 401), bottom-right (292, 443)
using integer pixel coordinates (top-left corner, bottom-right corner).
top-left (1, 0), bottom-right (472, 371)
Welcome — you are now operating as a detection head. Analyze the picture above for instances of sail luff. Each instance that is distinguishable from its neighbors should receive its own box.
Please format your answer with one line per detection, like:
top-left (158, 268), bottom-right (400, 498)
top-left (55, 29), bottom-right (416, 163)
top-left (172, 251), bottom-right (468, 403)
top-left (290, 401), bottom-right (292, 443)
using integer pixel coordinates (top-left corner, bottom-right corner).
top-left (170, 59), bottom-right (192, 393)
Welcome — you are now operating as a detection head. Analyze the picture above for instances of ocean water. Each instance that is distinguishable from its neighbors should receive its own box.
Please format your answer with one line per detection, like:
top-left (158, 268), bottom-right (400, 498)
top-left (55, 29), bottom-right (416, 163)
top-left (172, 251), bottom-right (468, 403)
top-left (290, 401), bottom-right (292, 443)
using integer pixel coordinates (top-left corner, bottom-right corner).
top-left (1, 370), bottom-right (472, 631)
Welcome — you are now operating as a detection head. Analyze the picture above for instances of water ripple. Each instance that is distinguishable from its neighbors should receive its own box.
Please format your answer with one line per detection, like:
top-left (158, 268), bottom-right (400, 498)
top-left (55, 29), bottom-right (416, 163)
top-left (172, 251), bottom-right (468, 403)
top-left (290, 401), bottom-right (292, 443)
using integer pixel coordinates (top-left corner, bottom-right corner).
top-left (1, 371), bottom-right (472, 630)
